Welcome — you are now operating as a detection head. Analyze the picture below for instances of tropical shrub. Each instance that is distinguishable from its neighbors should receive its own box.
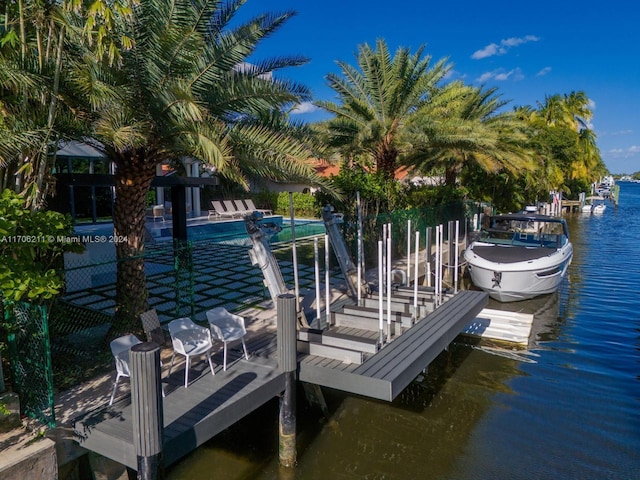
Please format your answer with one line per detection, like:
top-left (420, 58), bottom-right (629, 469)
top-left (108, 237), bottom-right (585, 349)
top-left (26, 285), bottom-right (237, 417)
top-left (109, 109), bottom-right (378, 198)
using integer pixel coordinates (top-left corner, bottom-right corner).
top-left (275, 192), bottom-right (320, 218)
top-left (0, 190), bottom-right (83, 304)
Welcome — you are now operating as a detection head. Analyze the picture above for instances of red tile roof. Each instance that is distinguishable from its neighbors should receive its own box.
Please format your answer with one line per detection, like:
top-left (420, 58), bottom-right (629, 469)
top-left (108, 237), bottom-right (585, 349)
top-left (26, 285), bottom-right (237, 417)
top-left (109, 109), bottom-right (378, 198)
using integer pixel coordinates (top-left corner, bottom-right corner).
top-left (313, 159), bottom-right (411, 181)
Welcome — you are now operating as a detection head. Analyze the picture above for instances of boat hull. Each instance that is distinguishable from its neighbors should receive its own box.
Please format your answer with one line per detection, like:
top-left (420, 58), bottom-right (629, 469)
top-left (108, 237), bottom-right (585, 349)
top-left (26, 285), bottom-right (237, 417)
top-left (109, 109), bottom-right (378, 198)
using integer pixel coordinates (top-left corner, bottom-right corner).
top-left (464, 244), bottom-right (573, 302)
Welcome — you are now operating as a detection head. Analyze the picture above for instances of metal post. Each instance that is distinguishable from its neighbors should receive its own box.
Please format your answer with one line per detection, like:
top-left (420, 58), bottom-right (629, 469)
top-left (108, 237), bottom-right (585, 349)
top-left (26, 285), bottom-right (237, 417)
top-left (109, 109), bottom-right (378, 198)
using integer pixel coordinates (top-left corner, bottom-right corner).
top-left (454, 220), bottom-right (460, 293)
top-left (386, 225), bottom-right (392, 342)
top-left (288, 193), bottom-right (300, 306)
top-left (406, 219), bottom-right (411, 283)
top-left (382, 223), bottom-right (387, 295)
top-left (314, 238), bottom-right (321, 323)
top-left (413, 231), bottom-right (419, 320)
top-left (435, 225), bottom-right (442, 307)
top-left (378, 240), bottom-right (384, 346)
top-left (277, 294), bottom-right (297, 468)
top-left (447, 220), bottom-right (455, 284)
top-left (130, 343), bottom-right (164, 480)
top-left (438, 225), bottom-right (444, 306)
top-left (425, 227), bottom-right (432, 288)
top-left (324, 234), bottom-right (330, 327)
top-left (356, 191), bottom-right (363, 306)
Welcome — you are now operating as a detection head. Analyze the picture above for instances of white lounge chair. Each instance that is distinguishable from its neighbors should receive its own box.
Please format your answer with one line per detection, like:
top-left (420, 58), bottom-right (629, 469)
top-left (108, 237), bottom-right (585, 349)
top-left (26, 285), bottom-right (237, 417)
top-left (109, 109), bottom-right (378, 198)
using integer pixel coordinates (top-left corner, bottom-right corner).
top-left (233, 199), bottom-right (251, 216)
top-left (206, 307), bottom-right (249, 371)
top-left (223, 200), bottom-right (243, 217)
top-left (244, 198), bottom-right (272, 216)
top-left (210, 200), bottom-right (235, 218)
top-left (109, 334), bottom-right (143, 405)
top-left (167, 318), bottom-right (215, 387)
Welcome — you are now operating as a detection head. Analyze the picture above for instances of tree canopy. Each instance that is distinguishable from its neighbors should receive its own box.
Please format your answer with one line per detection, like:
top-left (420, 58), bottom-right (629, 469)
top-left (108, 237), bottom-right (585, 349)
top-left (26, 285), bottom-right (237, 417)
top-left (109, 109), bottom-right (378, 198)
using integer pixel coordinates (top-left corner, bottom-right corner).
top-left (316, 39), bottom-right (451, 179)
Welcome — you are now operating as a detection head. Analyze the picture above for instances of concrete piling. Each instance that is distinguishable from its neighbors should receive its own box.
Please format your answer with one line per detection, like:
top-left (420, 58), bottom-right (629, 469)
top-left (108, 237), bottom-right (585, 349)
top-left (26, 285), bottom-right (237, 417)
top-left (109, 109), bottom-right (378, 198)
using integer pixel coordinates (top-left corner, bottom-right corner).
top-left (277, 294), bottom-right (297, 468)
top-left (130, 342), bottom-right (164, 480)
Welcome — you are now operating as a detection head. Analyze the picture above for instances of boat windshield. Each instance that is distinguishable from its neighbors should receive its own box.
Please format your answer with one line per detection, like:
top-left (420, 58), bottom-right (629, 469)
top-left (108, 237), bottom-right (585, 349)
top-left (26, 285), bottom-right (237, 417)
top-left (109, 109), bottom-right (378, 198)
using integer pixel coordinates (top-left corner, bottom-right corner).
top-left (479, 217), bottom-right (568, 248)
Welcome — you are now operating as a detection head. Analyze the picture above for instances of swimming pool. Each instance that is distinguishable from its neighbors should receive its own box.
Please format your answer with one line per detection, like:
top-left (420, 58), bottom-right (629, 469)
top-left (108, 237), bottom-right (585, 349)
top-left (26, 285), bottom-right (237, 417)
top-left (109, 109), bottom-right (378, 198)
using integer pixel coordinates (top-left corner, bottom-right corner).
top-left (146, 216), bottom-right (325, 244)
top-left (74, 216), bottom-right (326, 246)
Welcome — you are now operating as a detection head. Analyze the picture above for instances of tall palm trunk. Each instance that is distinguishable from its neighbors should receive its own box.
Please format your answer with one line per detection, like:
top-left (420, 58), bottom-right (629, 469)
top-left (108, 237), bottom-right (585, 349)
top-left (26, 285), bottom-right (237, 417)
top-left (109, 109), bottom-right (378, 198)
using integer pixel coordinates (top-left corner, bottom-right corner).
top-left (445, 165), bottom-right (459, 187)
top-left (111, 149), bottom-right (156, 335)
top-left (376, 141), bottom-right (399, 180)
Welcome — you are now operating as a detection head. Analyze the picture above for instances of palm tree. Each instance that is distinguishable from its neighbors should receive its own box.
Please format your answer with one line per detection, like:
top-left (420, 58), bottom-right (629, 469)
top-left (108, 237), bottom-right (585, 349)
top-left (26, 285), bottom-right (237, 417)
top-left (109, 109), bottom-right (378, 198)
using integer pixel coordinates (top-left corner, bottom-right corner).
top-left (316, 39), bottom-right (451, 179)
top-left (536, 91), bottom-right (592, 131)
top-left (0, 0), bottom-right (82, 206)
top-left (404, 84), bottom-right (534, 187)
top-left (529, 91), bottom-right (606, 189)
top-left (70, 0), bottom-right (327, 332)
top-left (563, 91), bottom-right (592, 131)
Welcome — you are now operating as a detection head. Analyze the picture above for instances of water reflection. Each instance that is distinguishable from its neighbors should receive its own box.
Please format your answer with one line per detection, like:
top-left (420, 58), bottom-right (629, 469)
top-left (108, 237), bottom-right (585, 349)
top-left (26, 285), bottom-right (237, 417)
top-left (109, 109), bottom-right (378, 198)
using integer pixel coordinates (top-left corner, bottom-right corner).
top-left (167, 341), bottom-right (526, 480)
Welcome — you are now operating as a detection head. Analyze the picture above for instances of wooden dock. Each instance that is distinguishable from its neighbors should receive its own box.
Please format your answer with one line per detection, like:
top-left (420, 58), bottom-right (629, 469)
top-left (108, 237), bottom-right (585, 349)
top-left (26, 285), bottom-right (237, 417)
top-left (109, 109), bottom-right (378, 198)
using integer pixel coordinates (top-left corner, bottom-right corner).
top-left (74, 350), bottom-right (284, 469)
top-left (73, 289), bottom-right (487, 469)
top-left (297, 290), bottom-right (487, 401)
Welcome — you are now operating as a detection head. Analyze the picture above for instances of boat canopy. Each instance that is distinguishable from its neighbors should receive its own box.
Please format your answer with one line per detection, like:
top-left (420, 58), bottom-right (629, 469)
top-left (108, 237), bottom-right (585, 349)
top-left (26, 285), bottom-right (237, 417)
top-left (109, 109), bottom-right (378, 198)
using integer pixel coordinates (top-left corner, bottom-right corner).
top-left (480, 213), bottom-right (570, 247)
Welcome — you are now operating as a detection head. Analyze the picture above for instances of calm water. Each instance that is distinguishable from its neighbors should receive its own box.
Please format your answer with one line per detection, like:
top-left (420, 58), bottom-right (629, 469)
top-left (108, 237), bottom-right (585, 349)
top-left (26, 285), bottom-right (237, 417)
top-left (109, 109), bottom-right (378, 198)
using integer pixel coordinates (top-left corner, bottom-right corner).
top-left (167, 183), bottom-right (640, 480)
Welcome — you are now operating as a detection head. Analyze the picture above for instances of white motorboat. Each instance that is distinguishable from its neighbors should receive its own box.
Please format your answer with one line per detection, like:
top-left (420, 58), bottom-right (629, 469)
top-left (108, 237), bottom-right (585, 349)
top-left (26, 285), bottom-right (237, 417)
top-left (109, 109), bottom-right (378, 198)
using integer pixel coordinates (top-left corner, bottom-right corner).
top-left (581, 196), bottom-right (606, 215)
top-left (464, 211), bottom-right (573, 302)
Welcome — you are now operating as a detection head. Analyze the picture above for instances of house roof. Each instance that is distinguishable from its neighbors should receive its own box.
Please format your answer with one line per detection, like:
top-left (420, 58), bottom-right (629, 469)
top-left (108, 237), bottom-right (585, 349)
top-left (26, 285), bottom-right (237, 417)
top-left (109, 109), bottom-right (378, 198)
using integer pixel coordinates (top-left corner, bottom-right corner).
top-left (313, 158), bottom-right (412, 181)
top-left (56, 140), bottom-right (105, 158)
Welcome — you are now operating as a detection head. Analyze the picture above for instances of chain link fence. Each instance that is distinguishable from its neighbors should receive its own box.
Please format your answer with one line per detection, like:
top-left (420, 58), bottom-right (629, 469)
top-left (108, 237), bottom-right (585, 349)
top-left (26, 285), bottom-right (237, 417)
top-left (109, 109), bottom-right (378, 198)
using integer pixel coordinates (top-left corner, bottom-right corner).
top-left (4, 301), bottom-right (56, 428)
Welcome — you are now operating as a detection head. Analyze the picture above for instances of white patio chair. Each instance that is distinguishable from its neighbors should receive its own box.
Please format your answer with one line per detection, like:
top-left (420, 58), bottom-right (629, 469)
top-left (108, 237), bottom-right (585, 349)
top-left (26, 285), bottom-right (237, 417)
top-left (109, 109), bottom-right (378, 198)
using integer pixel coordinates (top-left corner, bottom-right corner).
top-left (109, 334), bottom-right (143, 405)
top-left (167, 317), bottom-right (215, 388)
top-left (206, 307), bottom-right (249, 371)
top-left (152, 205), bottom-right (165, 222)
top-left (140, 308), bottom-right (166, 347)
top-left (139, 309), bottom-right (168, 397)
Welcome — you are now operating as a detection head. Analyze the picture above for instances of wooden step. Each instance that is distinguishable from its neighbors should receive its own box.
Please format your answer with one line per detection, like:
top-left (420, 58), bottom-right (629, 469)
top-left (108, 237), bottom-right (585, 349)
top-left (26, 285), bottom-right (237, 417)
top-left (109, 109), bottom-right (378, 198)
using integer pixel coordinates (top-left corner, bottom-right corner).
top-left (298, 328), bottom-right (379, 354)
top-left (362, 297), bottom-right (433, 317)
top-left (296, 340), bottom-right (364, 364)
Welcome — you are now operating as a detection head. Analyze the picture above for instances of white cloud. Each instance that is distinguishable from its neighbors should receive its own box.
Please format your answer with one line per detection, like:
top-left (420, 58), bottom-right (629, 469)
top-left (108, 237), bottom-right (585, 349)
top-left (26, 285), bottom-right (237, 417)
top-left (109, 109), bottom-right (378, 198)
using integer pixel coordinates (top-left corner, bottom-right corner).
top-left (501, 35), bottom-right (539, 47)
top-left (476, 71), bottom-right (496, 82)
top-left (536, 66), bottom-right (552, 76)
top-left (476, 68), bottom-right (524, 83)
top-left (608, 145), bottom-right (640, 158)
top-left (472, 43), bottom-right (503, 60)
top-left (472, 35), bottom-right (540, 59)
top-left (290, 102), bottom-right (317, 115)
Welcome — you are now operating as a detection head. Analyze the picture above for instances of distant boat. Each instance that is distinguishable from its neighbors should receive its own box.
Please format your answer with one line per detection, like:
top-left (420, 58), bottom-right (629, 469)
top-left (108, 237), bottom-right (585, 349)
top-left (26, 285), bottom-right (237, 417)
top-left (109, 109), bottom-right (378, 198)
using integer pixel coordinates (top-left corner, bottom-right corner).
top-left (464, 211), bottom-right (573, 302)
top-left (582, 196), bottom-right (607, 215)
top-left (594, 175), bottom-right (615, 198)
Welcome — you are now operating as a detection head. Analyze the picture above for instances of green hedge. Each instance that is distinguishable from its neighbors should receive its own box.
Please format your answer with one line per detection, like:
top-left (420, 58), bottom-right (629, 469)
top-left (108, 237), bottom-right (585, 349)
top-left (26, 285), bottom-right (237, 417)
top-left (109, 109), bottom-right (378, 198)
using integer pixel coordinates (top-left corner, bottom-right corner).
top-left (276, 192), bottom-right (321, 218)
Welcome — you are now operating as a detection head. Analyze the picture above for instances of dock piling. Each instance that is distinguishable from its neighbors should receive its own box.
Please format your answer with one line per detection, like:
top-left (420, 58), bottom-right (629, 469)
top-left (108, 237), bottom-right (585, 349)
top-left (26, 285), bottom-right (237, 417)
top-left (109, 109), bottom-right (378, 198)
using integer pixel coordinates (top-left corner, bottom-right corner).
top-left (277, 294), bottom-right (298, 468)
top-left (130, 342), bottom-right (164, 480)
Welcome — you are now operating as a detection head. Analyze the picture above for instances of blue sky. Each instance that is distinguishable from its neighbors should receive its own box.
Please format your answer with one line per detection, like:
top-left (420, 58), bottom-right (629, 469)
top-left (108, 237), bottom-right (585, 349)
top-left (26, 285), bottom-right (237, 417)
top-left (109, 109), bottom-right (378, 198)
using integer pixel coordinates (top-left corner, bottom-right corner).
top-left (237, 0), bottom-right (639, 174)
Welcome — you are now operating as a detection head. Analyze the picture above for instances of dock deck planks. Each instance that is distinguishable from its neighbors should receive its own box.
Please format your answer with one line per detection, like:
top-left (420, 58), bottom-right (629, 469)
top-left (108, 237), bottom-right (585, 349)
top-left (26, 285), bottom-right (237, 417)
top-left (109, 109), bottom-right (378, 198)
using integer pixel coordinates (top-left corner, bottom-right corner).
top-left (73, 290), bottom-right (488, 469)
top-left (298, 290), bottom-right (488, 401)
top-left (75, 344), bottom-right (285, 469)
